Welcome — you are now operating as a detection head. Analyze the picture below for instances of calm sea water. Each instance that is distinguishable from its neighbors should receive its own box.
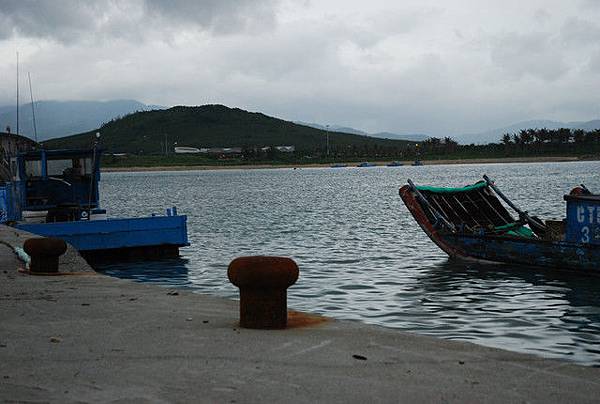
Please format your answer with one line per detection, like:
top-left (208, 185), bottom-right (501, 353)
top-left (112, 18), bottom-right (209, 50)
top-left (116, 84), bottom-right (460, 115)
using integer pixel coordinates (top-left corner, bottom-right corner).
top-left (98, 161), bottom-right (600, 366)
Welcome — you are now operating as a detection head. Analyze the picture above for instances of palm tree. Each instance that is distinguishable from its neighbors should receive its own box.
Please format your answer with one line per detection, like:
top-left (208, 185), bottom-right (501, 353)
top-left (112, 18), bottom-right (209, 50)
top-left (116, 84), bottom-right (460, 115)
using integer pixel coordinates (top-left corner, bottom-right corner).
top-left (558, 128), bottom-right (572, 144)
top-left (443, 137), bottom-right (457, 153)
top-left (520, 129), bottom-right (533, 146)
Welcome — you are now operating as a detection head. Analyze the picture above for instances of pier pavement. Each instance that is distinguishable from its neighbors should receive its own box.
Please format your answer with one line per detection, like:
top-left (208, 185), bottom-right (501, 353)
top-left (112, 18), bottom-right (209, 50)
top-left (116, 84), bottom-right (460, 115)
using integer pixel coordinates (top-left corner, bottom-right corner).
top-left (1, 225), bottom-right (599, 403)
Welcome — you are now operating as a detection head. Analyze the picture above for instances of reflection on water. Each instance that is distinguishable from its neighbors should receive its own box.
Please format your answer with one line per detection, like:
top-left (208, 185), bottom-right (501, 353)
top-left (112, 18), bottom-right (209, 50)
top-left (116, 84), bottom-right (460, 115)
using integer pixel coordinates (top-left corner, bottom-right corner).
top-left (96, 161), bottom-right (600, 366)
top-left (410, 261), bottom-right (600, 363)
top-left (101, 258), bottom-right (191, 288)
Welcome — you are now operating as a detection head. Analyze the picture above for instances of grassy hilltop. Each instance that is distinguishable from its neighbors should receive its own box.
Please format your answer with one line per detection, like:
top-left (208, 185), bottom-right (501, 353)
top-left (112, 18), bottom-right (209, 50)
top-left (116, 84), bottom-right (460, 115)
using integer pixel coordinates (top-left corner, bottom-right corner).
top-left (42, 105), bottom-right (600, 167)
top-left (43, 105), bottom-right (414, 157)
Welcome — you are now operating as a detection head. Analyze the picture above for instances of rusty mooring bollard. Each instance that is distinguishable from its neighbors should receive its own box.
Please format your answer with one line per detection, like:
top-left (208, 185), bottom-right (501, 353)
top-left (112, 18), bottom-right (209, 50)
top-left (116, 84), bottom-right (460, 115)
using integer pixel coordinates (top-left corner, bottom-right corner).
top-left (227, 256), bottom-right (299, 329)
top-left (23, 237), bottom-right (67, 273)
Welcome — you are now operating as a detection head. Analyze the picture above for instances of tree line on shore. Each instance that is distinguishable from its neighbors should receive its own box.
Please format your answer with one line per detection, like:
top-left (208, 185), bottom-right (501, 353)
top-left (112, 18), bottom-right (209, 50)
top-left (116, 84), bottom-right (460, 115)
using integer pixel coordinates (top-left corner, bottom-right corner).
top-left (233, 127), bottom-right (600, 160)
top-left (413, 128), bottom-right (600, 159)
top-left (103, 127), bottom-right (600, 167)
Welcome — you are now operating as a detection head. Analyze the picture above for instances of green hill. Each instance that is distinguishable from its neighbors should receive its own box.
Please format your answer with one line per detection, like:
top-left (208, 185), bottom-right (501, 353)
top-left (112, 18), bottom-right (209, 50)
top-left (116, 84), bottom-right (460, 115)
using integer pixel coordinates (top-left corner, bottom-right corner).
top-left (42, 104), bottom-right (414, 155)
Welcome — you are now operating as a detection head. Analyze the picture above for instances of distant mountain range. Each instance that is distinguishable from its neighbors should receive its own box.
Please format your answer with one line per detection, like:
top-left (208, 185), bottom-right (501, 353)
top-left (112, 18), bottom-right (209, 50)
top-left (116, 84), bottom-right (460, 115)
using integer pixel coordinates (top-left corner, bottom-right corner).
top-left (456, 119), bottom-right (600, 145)
top-left (295, 121), bottom-right (429, 142)
top-left (0, 99), bottom-right (162, 141)
top-left (4, 98), bottom-right (599, 147)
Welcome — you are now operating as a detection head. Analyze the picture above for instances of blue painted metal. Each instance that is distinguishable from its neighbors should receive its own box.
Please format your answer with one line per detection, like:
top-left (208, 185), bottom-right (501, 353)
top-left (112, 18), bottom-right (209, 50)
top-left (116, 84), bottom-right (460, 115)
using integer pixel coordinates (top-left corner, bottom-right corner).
top-left (3, 147), bottom-right (189, 258)
top-left (443, 233), bottom-right (600, 272)
top-left (16, 215), bottom-right (189, 251)
top-left (13, 148), bottom-right (101, 212)
top-left (565, 194), bottom-right (600, 245)
top-left (0, 186), bottom-right (9, 223)
top-left (0, 183), bottom-right (20, 223)
top-left (400, 179), bottom-right (600, 273)
top-left (40, 149), bottom-right (47, 178)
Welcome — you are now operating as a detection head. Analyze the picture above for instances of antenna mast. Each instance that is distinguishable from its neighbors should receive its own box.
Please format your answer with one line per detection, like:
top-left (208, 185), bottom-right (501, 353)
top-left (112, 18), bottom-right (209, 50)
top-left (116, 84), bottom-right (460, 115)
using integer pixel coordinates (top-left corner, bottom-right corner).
top-left (28, 72), bottom-right (38, 142)
top-left (16, 51), bottom-right (19, 136)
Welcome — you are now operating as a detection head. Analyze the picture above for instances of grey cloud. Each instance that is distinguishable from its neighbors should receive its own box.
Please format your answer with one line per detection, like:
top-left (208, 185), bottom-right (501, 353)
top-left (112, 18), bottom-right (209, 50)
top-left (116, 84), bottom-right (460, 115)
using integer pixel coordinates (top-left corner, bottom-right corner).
top-left (347, 8), bottom-right (439, 49)
top-left (0, 0), bottom-right (279, 42)
top-left (560, 17), bottom-right (600, 45)
top-left (589, 50), bottom-right (600, 74)
top-left (580, 0), bottom-right (600, 10)
top-left (0, 0), bottom-right (104, 43)
top-left (367, 8), bottom-right (436, 36)
top-left (533, 8), bottom-right (551, 23)
top-left (2, 1), bottom-right (600, 137)
top-left (489, 32), bottom-right (569, 81)
top-left (144, 0), bottom-right (277, 35)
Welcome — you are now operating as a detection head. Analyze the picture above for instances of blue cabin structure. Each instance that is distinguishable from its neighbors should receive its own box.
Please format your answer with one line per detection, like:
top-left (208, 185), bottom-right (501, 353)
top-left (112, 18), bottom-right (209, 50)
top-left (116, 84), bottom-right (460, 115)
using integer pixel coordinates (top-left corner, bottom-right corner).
top-left (565, 193), bottom-right (600, 245)
top-left (0, 148), bottom-right (188, 263)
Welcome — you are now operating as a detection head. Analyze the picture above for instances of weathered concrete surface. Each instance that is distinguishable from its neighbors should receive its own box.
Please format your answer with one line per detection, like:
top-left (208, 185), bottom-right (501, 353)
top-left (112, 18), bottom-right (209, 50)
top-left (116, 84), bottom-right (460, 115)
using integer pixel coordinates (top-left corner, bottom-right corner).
top-left (1, 234), bottom-right (599, 403)
top-left (0, 224), bottom-right (90, 273)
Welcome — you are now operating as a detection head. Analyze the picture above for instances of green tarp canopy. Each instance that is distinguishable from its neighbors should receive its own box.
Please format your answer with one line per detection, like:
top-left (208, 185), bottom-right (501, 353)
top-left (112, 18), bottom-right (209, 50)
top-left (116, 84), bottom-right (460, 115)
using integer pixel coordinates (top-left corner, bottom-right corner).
top-left (415, 181), bottom-right (487, 194)
top-left (492, 222), bottom-right (535, 238)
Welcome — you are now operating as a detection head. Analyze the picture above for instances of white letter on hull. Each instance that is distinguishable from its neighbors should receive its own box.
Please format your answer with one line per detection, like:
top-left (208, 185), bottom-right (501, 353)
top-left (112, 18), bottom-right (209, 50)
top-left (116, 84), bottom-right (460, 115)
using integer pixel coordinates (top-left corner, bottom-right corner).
top-left (578, 206), bottom-right (585, 223)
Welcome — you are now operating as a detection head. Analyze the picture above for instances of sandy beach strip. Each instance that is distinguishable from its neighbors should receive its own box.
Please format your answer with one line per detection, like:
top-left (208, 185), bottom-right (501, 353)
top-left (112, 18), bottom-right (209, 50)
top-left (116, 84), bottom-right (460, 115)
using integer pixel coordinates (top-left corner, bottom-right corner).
top-left (101, 155), bottom-right (587, 173)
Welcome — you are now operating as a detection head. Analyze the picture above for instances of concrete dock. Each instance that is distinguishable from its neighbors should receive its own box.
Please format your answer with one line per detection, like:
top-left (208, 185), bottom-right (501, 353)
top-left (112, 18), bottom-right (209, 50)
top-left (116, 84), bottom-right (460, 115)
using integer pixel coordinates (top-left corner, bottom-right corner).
top-left (1, 226), bottom-right (600, 403)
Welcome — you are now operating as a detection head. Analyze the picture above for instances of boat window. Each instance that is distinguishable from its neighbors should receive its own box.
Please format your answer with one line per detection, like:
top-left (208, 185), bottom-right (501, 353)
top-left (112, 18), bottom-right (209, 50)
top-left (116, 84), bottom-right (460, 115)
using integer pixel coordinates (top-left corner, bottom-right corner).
top-left (80, 158), bottom-right (93, 175)
top-left (47, 159), bottom-right (74, 176)
top-left (24, 160), bottom-right (42, 177)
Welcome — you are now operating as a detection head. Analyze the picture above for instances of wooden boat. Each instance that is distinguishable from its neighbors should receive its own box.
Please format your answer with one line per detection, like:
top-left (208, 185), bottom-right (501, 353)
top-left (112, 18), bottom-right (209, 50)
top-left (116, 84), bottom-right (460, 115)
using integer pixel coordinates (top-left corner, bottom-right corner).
top-left (399, 175), bottom-right (600, 272)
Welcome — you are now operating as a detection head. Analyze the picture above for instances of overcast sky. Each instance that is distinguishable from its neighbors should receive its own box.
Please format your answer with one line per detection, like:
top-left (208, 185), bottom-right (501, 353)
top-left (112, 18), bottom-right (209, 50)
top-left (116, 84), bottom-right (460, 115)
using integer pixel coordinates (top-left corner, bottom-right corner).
top-left (1, 0), bottom-right (600, 136)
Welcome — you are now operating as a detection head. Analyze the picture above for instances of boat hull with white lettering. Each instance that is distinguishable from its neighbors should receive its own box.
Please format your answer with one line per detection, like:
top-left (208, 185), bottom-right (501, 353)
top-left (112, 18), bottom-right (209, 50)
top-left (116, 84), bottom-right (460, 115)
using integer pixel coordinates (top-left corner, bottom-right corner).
top-left (399, 176), bottom-right (600, 273)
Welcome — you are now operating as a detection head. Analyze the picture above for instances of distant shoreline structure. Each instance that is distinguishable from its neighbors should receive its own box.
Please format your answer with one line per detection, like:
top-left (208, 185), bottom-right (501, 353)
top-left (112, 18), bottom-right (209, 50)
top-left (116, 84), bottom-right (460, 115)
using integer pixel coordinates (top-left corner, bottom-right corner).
top-left (102, 156), bottom-right (585, 173)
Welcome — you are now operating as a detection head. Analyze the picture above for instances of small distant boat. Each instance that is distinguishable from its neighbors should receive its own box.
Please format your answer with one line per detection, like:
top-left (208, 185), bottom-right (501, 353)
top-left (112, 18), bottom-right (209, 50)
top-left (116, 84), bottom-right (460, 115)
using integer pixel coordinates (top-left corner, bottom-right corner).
top-left (357, 162), bottom-right (376, 167)
top-left (412, 160), bottom-right (423, 166)
top-left (387, 161), bottom-right (403, 167)
top-left (330, 163), bottom-right (348, 168)
top-left (399, 175), bottom-right (600, 272)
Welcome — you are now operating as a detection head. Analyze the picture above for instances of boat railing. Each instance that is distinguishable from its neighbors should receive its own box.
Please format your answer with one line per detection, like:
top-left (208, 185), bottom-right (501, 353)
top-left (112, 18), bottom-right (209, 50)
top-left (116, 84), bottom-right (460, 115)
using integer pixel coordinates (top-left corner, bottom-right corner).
top-left (483, 174), bottom-right (547, 237)
top-left (407, 177), bottom-right (541, 239)
top-left (407, 179), bottom-right (456, 232)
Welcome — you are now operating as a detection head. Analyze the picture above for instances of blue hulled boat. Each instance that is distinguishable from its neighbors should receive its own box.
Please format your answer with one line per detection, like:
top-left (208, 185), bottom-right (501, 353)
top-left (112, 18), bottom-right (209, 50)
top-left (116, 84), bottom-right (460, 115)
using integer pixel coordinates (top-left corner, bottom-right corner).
top-left (399, 175), bottom-right (600, 272)
top-left (0, 147), bottom-right (188, 263)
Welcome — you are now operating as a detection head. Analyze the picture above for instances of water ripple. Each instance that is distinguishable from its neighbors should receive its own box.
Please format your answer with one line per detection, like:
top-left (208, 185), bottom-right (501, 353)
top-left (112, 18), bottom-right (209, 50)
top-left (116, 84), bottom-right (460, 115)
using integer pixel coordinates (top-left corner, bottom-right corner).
top-left (99, 161), bottom-right (600, 366)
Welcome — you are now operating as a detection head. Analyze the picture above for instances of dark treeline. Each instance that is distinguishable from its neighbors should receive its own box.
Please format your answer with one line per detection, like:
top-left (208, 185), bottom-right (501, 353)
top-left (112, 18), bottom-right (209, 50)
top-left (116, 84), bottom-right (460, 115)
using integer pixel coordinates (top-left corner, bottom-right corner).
top-left (103, 127), bottom-right (600, 167)
top-left (415, 128), bottom-right (600, 159)
top-left (498, 128), bottom-right (600, 152)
